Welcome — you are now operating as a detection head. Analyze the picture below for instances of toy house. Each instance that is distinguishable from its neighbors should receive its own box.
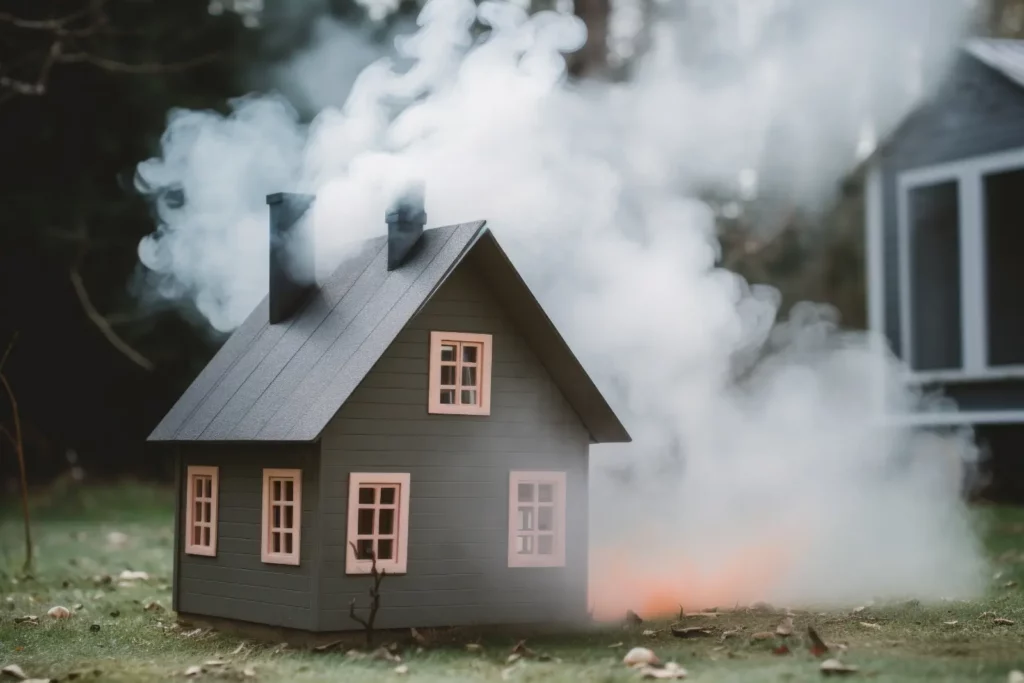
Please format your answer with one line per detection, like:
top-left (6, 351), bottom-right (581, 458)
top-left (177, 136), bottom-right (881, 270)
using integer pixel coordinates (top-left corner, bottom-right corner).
top-left (863, 38), bottom-right (1024, 496)
top-left (148, 189), bottom-right (631, 634)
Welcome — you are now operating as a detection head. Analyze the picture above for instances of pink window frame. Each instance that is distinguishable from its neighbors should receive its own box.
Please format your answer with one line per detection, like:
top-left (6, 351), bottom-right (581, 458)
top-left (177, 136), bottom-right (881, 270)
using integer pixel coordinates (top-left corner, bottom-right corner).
top-left (346, 472), bottom-right (411, 575)
top-left (261, 468), bottom-right (302, 565)
top-left (184, 466), bottom-right (219, 557)
top-left (427, 331), bottom-right (493, 416)
top-left (507, 471), bottom-right (567, 568)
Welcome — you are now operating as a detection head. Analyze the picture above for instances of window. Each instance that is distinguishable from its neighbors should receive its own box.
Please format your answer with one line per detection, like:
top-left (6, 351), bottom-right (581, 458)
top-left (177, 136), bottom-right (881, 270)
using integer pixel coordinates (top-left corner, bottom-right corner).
top-left (508, 471), bottom-right (566, 568)
top-left (261, 469), bottom-right (302, 565)
top-left (428, 331), bottom-right (492, 415)
top-left (346, 473), bottom-right (411, 574)
top-left (184, 466), bottom-right (218, 556)
top-left (983, 168), bottom-right (1024, 366)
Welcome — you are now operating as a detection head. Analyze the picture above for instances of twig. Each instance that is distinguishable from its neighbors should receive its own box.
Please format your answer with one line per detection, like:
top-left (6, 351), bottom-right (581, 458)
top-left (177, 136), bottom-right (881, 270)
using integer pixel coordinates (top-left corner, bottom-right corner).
top-left (70, 267), bottom-right (154, 371)
top-left (58, 50), bottom-right (225, 74)
top-left (348, 542), bottom-right (386, 648)
top-left (0, 334), bottom-right (32, 573)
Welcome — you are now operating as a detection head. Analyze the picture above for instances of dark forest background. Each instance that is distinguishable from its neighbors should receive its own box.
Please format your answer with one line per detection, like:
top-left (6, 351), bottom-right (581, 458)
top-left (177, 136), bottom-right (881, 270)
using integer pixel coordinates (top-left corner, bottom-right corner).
top-left (2, 0), bottom-right (1024, 493)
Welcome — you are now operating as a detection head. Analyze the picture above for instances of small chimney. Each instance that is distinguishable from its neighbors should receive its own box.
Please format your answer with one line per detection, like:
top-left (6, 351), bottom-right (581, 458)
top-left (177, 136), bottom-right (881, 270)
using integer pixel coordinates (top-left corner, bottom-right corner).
top-left (266, 192), bottom-right (316, 324)
top-left (386, 182), bottom-right (427, 271)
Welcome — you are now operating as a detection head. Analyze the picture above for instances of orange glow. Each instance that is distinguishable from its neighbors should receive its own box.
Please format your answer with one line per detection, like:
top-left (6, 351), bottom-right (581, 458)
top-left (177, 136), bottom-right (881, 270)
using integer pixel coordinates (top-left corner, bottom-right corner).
top-left (588, 541), bottom-right (796, 621)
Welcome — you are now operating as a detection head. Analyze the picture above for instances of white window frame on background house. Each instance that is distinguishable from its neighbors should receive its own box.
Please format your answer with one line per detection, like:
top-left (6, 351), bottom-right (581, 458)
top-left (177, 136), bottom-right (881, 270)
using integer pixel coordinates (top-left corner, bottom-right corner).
top-left (891, 144), bottom-right (1024, 384)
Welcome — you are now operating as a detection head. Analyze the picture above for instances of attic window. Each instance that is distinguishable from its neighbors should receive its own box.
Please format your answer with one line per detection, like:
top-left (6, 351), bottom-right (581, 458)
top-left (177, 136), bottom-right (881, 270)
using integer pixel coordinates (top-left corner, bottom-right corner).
top-left (428, 331), bottom-right (492, 415)
top-left (184, 466), bottom-right (218, 557)
top-left (508, 471), bottom-right (566, 568)
top-left (261, 469), bottom-right (302, 565)
top-left (346, 473), bottom-right (411, 575)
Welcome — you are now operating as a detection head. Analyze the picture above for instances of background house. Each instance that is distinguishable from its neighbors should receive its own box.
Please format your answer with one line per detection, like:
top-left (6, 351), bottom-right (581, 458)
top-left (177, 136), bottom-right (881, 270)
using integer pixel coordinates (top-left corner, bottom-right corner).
top-left (865, 38), bottom-right (1024, 499)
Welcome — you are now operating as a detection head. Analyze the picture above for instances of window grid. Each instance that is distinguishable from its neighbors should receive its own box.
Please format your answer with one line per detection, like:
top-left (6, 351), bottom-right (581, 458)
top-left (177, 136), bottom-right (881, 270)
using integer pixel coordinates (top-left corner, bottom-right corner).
top-left (346, 472), bottom-right (411, 574)
top-left (508, 471), bottom-right (566, 568)
top-left (428, 331), bottom-right (492, 416)
top-left (261, 469), bottom-right (301, 565)
top-left (184, 466), bottom-right (218, 556)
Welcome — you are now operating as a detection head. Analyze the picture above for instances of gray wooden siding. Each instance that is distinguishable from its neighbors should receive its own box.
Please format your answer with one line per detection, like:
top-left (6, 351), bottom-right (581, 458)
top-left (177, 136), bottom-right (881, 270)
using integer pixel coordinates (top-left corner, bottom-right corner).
top-left (879, 55), bottom-right (1024, 359)
top-left (317, 262), bottom-right (591, 631)
top-left (176, 444), bottom-right (320, 630)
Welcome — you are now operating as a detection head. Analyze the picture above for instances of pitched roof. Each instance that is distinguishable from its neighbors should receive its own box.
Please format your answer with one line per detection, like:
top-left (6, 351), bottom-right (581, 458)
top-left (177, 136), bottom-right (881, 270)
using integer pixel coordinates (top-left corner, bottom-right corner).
top-left (149, 221), bottom-right (631, 444)
top-left (964, 38), bottom-right (1024, 89)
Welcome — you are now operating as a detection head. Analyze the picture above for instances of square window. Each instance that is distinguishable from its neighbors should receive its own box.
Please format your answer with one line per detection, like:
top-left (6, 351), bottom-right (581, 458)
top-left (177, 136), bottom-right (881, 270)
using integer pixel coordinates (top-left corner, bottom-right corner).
top-left (508, 471), bottom-right (566, 568)
top-left (428, 332), bottom-right (492, 416)
top-left (261, 469), bottom-right (302, 565)
top-left (347, 473), bottom-right (411, 575)
top-left (185, 466), bottom-right (218, 557)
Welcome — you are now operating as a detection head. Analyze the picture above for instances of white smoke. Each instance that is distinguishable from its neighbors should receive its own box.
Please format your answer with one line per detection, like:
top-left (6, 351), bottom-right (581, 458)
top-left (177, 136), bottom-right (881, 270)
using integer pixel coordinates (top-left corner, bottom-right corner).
top-left (136, 0), bottom-right (989, 610)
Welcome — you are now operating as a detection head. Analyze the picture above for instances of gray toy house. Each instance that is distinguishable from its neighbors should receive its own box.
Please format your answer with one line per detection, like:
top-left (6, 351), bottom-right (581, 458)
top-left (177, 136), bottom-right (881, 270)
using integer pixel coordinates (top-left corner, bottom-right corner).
top-left (148, 191), bottom-right (630, 634)
top-left (864, 38), bottom-right (1024, 495)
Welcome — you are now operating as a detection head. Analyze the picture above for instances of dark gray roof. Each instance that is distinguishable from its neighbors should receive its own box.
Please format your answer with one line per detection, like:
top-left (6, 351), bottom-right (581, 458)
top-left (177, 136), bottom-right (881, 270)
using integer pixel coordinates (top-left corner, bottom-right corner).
top-left (149, 221), bottom-right (631, 444)
top-left (965, 38), bottom-right (1024, 89)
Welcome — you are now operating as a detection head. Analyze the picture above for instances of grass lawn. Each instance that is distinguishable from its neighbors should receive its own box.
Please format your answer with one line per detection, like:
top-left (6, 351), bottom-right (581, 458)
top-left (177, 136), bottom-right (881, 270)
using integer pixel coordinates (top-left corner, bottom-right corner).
top-left (1, 482), bottom-right (1023, 682)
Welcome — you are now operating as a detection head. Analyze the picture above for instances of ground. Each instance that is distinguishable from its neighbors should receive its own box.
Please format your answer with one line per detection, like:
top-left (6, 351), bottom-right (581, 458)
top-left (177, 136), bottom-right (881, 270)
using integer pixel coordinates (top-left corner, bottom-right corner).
top-left (1, 483), bottom-right (1023, 682)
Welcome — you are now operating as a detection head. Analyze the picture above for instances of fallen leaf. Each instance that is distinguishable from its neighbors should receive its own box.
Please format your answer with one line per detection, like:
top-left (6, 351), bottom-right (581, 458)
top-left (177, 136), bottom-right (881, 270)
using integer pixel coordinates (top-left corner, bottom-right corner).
top-left (608, 642), bottom-right (624, 648)
top-left (807, 626), bottom-right (830, 657)
top-left (750, 631), bottom-right (775, 641)
top-left (13, 616), bottom-right (38, 626)
top-left (231, 643), bottom-right (248, 656)
top-left (73, 603), bottom-right (83, 611)
top-left (639, 662), bottom-right (687, 679)
top-left (21, 679), bottom-right (51, 683)
top-left (313, 640), bottom-right (342, 652)
top-left (623, 647), bottom-right (660, 668)
top-left (1, 664), bottom-right (27, 680)
top-left (820, 659), bottom-right (859, 676)
top-left (184, 666), bottom-right (203, 677)
top-left (852, 606), bottom-right (866, 614)
top-left (776, 617), bottom-right (794, 637)
top-left (720, 629), bottom-right (741, 641)
top-left (118, 570), bottom-right (149, 581)
top-left (394, 665), bottom-right (409, 675)
top-left (371, 648), bottom-right (401, 663)
top-left (980, 611), bottom-right (996, 618)
top-left (344, 650), bottom-right (364, 660)
top-left (625, 609), bottom-right (644, 625)
top-left (772, 644), bottom-right (791, 656)
top-left (642, 629), bottom-right (658, 637)
top-left (859, 622), bottom-right (881, 630)
top-left (143, 601), bottom-right (164, 613)
top-left (106, 531), bottom-right (129, 548)
top-left (506, 654), bottom-right (522, 665)
top-left (1008, 671), bottom-right (1024, 683)
top-left (242, 667), bottom-right (256, 678)
top-left (465, 643), bottom-right (483, 653)
top-left (1004, 581), bottom-right (1018, 589)
top-left (994, 618), bottom-right (1016, 626)
top-left (670, 626), bottom-right (712, 639)
top-left (203, 660), bottom-right (227, 667)
top-left (944, 620), bottom-right (959, 626)
top-left (410, 628), bottom-right (427, 645)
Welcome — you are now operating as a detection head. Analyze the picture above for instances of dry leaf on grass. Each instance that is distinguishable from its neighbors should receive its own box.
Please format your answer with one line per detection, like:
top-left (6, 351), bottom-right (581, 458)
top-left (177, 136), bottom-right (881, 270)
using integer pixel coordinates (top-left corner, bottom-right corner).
top-left (608, 642), bottom-right (625, 648)
top-left (776, 617), bottom-right (794, 636)
top-left (371, 647), bottom-right (401, 663)
top-left (720, 629), bottom-right (742, 641)
top-left (203, 660), bottom-right (227, 668)
top-left (313, 640), bottom-right (342, 652)
top-left (750, 632), bottom-right (775, 641)
top-left (119, 570), bottom-right (149, 582)
top-left (639, 662), bottom-right (687, 679)
top-left (184, 665), bottom-right (204, 677)
top-left (143, 601), bottom-right (164, 613)
top-left (231, 643), bottom-right (249, 656)
top-left (820, 659), bottom-right (859, 676)
top-left (13, 616), bottom-right (38, 627)
top-left (944, 620), bottom-right (959, 626)
top-left (1004, 581), bottom-right (1018, 589)
top-left (623, 647), bottom-right (660, 668)
top-left (670, 626), bottom-right (712, 639)
top-left (106, 531), bottom-right (129, 549)
top-left (46, 606), bottom-right (70, 619)
top-left (410, 628), bottom-right (427, 645)
top-left (994, 618), bottom-right (1016, 626)
top-left (807, 626), bottom-right (830, 657)
top-left (465, 643), bottom-right (483, 653)
top-left (1, 664), bottom-right (27, 680)
top-left (242, 667), bottom-right (256, 678)
top-left (642, 629), bottom-right (658, 637)
top-left (394, 665), bottom-right (409, 675)
top-left (859, 622), bottom-right (881, 630)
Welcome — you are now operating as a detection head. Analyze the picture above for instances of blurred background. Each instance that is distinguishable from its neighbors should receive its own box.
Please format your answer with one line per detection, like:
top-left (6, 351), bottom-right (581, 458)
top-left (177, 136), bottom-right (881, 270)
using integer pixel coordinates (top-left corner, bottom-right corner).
top-left (2, 0), bottom-right (1024, 498)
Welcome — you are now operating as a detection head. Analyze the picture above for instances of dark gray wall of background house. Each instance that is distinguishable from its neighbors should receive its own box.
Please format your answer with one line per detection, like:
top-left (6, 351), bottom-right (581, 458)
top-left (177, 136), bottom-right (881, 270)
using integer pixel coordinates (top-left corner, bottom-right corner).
top-left (175, 444), bottom-right (320, 630)
top-left (317, 257), bottom-right (592, 631)
top-left (878, 54), bottom-right (1024, 364)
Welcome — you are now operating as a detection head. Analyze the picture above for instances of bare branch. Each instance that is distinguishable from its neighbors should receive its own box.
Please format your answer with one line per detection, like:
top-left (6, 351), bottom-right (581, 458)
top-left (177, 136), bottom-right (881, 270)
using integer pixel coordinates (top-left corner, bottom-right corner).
top-left (348, 541), bottom-right (386, 648)
top-left (0, 365), bottom-right (33, 573)
top-left (70, 267), bottom-right (154, 371)
top-left (0, 331), bottom-right (18, 372)
top-left (58, 50), bottom-right (225, 74)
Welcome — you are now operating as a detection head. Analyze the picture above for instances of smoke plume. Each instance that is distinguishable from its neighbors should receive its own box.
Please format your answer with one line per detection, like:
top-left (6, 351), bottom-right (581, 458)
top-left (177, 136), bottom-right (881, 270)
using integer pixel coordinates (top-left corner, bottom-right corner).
top-left (136, 0), bottom-right (989, 613)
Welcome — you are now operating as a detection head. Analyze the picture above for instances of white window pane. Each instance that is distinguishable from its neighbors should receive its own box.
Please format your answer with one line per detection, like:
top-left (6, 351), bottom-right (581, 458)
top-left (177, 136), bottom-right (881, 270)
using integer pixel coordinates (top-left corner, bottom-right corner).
top-left (538, 483), bottom-right (554, 503)
top-left (517, 483), bottom-right (534, 503)
top-left (517, 535), bottom-right (534, 554)
top-left (518, 506), bottom-right (534, 531)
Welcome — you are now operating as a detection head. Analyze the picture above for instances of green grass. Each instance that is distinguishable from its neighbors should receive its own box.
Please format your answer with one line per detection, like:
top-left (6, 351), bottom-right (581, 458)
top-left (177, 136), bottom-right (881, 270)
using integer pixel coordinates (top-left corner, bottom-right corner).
top-left (1, 483), bottom-right (1023, 682)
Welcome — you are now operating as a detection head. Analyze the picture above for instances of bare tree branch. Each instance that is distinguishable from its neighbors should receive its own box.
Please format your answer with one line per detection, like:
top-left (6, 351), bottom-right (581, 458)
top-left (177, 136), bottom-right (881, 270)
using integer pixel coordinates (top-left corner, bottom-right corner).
top-left (348, 542), bottom-right (387, 648)
top-left (70, 266), bottom-right (154, 371)
top-left (58, 50), bottom-right (225, 74)
top-left (0, 333), bottom-right (33, 574)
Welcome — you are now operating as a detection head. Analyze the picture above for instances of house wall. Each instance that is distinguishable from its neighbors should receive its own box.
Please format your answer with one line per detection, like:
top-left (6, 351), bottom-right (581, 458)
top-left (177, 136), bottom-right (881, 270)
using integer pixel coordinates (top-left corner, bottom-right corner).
top-left (175, 443), bottom-right (320, 630)
top-left (316, 262), bottom-right (592, 631)
top-left (878, 55), bottom-right (1024, 359)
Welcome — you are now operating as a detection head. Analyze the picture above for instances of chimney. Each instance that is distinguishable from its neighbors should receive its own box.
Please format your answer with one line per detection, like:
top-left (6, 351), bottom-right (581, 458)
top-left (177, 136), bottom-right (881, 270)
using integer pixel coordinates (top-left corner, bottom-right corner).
top-left (386, 182), bottom-right (427, 271)
top-left (266, 192), bottom-right (316, 324)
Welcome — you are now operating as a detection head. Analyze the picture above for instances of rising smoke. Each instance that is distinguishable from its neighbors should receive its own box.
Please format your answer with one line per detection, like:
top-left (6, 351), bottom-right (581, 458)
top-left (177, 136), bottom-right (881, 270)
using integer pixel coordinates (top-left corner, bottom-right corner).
top-left (136, 0), bottom-right (990, 614)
